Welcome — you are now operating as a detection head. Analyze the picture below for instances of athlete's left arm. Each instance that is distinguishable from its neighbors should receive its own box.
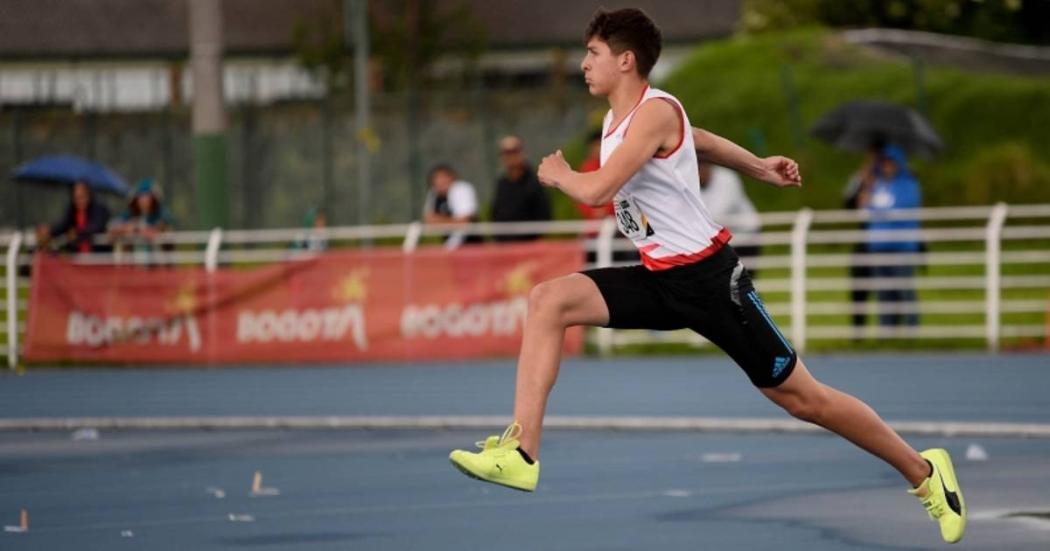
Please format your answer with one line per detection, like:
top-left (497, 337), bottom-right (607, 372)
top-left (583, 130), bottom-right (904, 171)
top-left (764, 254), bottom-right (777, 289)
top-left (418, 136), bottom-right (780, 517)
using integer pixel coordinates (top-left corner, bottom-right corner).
top-left (692, 127), bottom-right (802, 188)
top-left (537, 100), bottom-right (678, 207)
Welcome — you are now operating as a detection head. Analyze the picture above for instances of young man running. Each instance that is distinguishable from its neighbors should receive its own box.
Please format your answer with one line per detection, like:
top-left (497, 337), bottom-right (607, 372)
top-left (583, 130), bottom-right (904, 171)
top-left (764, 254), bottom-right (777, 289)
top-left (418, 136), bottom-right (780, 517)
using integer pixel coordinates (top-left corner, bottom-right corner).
top-left (449, 8), bottom-right (965, 544)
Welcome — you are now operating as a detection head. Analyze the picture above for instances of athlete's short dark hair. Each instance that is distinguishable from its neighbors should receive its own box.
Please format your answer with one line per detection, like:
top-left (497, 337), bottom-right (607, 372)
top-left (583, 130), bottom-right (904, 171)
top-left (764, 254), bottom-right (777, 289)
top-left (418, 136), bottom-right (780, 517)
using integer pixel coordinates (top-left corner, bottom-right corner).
top-left (584, 8), bottom-right (662, 78)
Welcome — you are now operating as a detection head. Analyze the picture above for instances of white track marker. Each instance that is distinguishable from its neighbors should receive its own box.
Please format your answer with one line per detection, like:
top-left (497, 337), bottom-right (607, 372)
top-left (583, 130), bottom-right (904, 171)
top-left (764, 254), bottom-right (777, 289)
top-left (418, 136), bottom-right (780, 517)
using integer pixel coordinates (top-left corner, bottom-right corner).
top-left (3, 509), bottom-right (28, 533)
top-left (965, 443), bottom-right (989, 461)
top-left (120, 530), bottom-right (134, 538)
top-left (227, 514), bottom-right (255, 523)
top-left (701, 452), bottom-right (742, 463)
top-left (249, 471), bottom-right (280, 497)
top-left (71, 428), bottom-right (99, 441)
top-left (205, 486), bottom-right (226, 499)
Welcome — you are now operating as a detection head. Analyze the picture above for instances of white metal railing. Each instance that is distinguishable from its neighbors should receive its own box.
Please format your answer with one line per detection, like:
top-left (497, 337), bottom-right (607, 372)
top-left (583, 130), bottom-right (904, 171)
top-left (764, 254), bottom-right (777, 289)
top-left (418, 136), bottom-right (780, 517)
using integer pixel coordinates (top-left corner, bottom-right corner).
top-left (3, 203), bottom-right (1049, 367)
top-left (5, 232), bottom-right (22, 368)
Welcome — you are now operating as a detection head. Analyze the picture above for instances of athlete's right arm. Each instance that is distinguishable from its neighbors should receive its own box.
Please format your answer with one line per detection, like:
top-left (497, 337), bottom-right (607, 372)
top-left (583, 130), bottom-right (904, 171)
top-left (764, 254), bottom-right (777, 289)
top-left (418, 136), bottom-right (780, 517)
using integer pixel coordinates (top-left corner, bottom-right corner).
top-left (538, 100), bottom-right (679, 207)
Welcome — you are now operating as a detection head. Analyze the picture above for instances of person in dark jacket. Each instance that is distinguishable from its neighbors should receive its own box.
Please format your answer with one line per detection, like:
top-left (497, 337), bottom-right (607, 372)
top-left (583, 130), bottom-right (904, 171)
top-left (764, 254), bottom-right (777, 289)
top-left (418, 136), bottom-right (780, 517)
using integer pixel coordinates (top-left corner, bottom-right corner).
top-left (490, 135), bottom-right (552, 242)
top-left (36, 180), bottom-right (111, 254)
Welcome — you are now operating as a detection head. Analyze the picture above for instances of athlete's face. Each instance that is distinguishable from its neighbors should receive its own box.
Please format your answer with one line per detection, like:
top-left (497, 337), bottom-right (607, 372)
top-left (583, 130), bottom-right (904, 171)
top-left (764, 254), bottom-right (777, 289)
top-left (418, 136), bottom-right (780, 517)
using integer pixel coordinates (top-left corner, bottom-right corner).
top-left (581, 38), bottom-right (627, 96)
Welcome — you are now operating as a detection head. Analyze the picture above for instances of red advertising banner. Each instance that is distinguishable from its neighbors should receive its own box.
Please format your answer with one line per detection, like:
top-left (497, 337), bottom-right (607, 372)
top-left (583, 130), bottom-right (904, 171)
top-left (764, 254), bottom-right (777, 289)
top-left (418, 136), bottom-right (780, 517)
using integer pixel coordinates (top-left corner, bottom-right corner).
top-left (24, 242), bottom-right (585, 364)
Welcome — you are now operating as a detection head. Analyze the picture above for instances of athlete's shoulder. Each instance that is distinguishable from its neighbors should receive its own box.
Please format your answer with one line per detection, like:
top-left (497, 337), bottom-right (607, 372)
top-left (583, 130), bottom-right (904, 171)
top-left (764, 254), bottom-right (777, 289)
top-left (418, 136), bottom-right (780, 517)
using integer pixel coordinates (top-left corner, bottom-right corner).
top-left (630, 95), bottom-right (680, 131)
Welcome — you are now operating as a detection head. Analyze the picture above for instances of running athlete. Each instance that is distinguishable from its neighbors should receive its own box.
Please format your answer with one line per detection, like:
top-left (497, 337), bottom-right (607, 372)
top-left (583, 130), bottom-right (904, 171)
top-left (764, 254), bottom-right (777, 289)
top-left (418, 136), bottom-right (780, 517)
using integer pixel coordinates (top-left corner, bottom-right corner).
top-left (449, 8), bottom-right (965, 544)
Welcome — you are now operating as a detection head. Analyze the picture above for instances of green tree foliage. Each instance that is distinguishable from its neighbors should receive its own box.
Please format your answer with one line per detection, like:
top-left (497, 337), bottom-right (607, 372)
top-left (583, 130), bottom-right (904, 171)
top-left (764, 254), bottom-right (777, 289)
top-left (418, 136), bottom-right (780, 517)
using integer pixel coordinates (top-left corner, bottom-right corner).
top-left (742, 0), bottom-right (1050, 45)
top-left (291, 0), bottom-right (487, 93)
top-left (656, 29), bottom-right (1050, 212)
top-left (370, 0), bottom-right (487, 90)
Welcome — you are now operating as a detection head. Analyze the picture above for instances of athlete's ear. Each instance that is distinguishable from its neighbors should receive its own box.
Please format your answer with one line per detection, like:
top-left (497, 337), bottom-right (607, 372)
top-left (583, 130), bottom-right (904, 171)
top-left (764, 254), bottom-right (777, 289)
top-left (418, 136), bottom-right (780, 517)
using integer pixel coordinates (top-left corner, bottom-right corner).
top-left (619, 50), bottom-right (635, 74)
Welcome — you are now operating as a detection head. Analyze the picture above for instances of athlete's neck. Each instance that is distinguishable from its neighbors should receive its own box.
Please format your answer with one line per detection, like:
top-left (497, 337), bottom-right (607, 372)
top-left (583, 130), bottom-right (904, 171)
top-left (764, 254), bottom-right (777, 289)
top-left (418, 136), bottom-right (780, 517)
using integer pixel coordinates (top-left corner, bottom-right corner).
top-left (608, 79), bottom-right (650, 121)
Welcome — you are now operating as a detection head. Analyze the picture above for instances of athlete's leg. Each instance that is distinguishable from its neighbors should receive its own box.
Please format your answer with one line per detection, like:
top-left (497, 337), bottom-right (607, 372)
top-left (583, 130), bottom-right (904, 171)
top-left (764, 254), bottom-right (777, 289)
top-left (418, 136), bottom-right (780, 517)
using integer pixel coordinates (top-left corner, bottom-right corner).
top-left (513, 273), bottom-right (609, 459)
top-left (759, 359), bottom-right (930, 486)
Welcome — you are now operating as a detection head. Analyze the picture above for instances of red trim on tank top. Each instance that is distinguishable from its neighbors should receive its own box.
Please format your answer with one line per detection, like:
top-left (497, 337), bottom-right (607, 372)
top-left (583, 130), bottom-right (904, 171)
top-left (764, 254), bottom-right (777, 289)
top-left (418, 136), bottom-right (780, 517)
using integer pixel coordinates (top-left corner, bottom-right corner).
top-left (604, 84), bottom-right (650, 138)
top-left (653, 98), bottom-right (685, 159)
top-left (620, 97), bottom-right (686, 159)
top-left (639, 227), bottom-right (732, 271)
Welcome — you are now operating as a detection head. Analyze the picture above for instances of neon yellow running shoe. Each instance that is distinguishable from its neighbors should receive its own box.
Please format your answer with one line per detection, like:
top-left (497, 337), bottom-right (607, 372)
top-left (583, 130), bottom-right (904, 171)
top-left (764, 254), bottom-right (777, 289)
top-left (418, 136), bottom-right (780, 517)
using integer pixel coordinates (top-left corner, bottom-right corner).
top-left (476, 435), bottom-right (499, 450)
top-left (449, 422), bottom-right (538, 492)
top-left (909, 448), bottom-right (966, 544)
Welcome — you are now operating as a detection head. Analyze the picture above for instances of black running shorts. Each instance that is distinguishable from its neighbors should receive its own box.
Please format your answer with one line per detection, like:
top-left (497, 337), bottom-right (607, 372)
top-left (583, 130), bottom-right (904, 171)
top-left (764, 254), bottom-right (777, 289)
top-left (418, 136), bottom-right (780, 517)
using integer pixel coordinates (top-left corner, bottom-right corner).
top-left (581, 245), bottom-right (797, 388)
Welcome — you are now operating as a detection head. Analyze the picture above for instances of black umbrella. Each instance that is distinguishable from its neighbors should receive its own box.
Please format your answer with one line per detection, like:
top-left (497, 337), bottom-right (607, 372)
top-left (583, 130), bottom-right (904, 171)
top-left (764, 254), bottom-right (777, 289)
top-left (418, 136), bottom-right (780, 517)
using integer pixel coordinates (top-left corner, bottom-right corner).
top-left (810, 100), bottom-right (944, 158)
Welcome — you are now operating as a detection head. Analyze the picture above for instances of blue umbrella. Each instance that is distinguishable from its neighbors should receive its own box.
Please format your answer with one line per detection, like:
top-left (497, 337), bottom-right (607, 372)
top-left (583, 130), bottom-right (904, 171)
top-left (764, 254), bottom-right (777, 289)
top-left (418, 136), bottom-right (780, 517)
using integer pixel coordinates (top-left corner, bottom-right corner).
top-left (12, 154), bottom-right (130, 196)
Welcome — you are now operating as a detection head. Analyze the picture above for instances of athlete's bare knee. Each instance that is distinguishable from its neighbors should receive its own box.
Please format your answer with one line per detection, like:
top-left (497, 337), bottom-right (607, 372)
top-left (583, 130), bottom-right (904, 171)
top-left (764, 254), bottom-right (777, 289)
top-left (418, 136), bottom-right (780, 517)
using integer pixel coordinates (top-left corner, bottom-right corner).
top-left (527, 280), bottom-right (569, 323)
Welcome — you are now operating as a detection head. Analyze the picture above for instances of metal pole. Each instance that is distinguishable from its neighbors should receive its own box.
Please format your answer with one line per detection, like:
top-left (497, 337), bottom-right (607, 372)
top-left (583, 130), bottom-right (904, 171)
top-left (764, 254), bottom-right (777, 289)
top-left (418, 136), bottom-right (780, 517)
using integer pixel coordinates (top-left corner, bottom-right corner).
top-left (347, 0), bottom-right (372, 226)
top-left (321, 94), bottom-right (335, 218)
top-left (790, 208), bottom-right (813, 352)
top-left (984, 203), bottom-right (1008, 353)
top-left (205, 227), bottom-right (223, 272)
top-left (779, 64), bottom-right (804, 146)
top-left (596, 217), bottom-right (616, 356)
top-left (6, 232), bottom-right (23, 369)
top-left (402, 222), bottom-right (422, 253)
top-left (189, 0), bottom-right (229, 229)
top-left (912, 55), bottom-right (928, 116)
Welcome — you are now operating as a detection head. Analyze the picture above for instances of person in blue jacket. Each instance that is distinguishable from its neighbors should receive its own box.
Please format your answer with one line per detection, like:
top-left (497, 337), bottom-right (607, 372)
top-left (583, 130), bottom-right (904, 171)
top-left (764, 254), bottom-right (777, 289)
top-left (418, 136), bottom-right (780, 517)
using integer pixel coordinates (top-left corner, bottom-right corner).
top-left (859, 145), bottom-right (921, 327)
top-left (109, 178), bottom-right (176, 260)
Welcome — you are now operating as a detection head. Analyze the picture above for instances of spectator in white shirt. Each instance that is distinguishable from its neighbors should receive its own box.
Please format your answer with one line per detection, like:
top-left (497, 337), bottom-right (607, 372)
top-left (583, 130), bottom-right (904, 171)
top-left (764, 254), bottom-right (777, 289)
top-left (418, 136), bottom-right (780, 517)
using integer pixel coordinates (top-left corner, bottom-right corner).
top-left (698, 156), bottom-right (762, 275)
top-left (423, 164), bottom-right (480, 249)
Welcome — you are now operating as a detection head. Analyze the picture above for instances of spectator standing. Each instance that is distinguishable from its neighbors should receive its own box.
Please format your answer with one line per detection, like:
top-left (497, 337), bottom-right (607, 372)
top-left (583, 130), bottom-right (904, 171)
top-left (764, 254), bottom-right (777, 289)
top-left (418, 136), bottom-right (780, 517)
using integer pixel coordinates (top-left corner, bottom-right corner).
top-left (423, 164), bottom-right (480, 249)
top-left (697, 156), bottom-right (762, 275)
top-left (859, 145), bottom-right (922, 328)
top-left (36, 180), bottom-right (111, 254)
top-left (490, 135), bottom-right (551, 242)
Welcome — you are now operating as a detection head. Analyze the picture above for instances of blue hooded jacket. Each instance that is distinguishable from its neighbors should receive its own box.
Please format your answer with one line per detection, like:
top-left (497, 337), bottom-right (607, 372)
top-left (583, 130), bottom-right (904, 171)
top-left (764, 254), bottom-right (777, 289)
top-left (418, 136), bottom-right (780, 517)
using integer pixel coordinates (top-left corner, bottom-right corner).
top-left (867, 145), bottom-right (921, 252)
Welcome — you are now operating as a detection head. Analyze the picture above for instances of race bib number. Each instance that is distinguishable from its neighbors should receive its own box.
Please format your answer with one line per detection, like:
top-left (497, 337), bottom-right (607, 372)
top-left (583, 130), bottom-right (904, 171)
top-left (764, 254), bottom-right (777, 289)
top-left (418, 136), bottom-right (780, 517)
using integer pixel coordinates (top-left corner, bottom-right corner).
top-left (614, 196), bottom-right (652, 240)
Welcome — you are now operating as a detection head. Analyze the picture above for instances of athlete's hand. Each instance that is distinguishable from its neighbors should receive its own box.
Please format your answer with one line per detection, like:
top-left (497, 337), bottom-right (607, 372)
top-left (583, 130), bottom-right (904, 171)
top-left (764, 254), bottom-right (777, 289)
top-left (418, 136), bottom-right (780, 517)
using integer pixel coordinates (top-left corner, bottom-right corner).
top-left (760, 156), bottom-right (802, 188)
top-left (538, 150), bottom-right (572, 188)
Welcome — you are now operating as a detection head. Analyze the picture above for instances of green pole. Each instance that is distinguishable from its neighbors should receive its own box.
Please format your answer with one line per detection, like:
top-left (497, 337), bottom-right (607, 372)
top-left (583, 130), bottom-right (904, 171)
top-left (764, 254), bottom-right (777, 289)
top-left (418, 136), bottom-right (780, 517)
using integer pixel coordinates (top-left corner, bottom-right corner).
top-left (911, 55), bottom-right (928, 116)
top-left (193, 133), bottom-right (228, 228)
top-left (779, 64), bottom-right (804, 146)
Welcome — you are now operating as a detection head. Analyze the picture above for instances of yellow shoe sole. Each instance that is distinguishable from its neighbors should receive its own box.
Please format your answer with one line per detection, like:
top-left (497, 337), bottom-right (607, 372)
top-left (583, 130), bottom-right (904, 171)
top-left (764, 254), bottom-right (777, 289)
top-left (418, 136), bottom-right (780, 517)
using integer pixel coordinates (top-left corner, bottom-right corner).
top-left (449, 453), bottom-right (536, 492)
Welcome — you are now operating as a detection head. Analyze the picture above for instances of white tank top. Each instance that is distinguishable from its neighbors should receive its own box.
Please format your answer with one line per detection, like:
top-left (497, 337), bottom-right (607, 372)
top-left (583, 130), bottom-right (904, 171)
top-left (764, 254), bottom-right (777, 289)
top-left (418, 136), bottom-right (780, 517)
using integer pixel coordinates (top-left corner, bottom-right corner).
top-left (601, 85), bottom-right (730, 271)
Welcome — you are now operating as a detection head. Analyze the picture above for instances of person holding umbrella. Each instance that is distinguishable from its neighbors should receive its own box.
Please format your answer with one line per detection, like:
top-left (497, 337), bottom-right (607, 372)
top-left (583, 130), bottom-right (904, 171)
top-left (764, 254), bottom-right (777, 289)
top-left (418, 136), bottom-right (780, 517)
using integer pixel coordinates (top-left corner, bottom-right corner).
top-left (812, 101), bottom-right (940, 332)
top-left (35, 180), bottom-right (111, 255)
top-left (857, 145), bottom-right (922, 328)
top-left (15, 154), bottom-right (128, 254)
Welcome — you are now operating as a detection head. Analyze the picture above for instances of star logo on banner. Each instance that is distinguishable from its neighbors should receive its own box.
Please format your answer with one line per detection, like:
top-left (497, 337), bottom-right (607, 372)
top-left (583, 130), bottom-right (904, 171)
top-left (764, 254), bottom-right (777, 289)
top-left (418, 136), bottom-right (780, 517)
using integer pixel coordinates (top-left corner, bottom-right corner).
top-left (501, 262), bottom-right (536, 296)
top-left (169, 281), bottom-right (199, 314)
top-left (333, 268), bottom-right (370, 303)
